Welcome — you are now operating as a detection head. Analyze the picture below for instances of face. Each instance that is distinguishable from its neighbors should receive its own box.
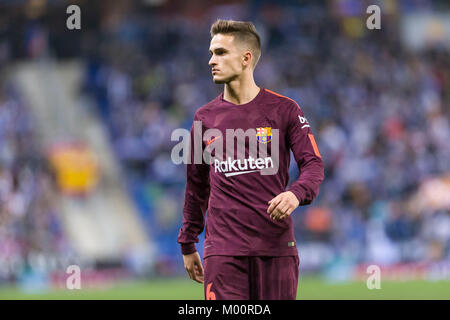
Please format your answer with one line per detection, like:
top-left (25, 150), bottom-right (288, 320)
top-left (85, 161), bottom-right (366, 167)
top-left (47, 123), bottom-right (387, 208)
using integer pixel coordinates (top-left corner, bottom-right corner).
top-left (208, 34), bottom-right (249, 84)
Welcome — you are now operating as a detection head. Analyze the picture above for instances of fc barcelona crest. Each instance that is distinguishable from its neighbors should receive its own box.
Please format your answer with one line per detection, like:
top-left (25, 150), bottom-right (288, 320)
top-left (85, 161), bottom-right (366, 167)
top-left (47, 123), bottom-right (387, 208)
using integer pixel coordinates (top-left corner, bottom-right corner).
top-left (256, 127), bottom-right (272, 143)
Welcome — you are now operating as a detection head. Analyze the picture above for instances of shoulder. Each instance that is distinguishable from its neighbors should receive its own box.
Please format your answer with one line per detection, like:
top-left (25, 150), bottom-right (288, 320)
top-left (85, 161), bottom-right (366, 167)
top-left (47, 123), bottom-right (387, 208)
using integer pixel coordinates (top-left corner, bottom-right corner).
top-left (263, 88), bottom-right (303, 114)
top-left (263, 89), bottom-right (311, 133)
top-left (193, 94), bottom-right (222, 121)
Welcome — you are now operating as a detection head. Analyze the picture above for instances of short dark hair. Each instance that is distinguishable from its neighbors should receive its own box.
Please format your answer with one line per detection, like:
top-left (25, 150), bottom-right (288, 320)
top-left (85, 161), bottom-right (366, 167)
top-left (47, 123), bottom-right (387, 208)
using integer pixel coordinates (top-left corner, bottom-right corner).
top-left (210, 19), bottom-right (261, 68)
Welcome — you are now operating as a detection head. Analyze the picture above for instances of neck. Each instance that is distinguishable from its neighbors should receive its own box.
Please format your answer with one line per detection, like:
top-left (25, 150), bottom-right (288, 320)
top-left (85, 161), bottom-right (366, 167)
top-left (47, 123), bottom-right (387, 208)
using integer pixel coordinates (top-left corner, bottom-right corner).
top-left (223, 73), bottom-right (260, 105)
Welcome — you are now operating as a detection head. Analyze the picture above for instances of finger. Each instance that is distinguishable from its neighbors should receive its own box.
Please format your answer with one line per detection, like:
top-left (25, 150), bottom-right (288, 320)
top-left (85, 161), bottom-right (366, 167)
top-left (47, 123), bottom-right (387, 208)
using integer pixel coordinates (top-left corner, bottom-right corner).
top-left (185, 266), bottom-right (194, 280)
top-left (279, 204), bottom-right (292, 218)
top-left (196, 262), bottom-right (204, 276)
top-left (196, 274), bottom-right (204, 283)
top-left (279, 211), bottom-right (289, 220)
top-left (267, 196), bottom-right (282, 214)
top-left (280, 206), bottom-right (294, 220)
top-left (190, 266), bottom-right (200, 283)
top-left (194, 264), bottom-right (205, 283)
top-left (272, 202), bottom-right (289, 220)
top-left (269, 197), bottom-right (286, 218)
top-left (267, 198), bottom-right (277, 213)
top-left (193, 273), bottom-right (203, 283)
top-left (193, 273), bottom-right (204, 283)
top-left (195, 273), bottom-right (204, 283)
top-left (191, 259), bottom-right (204, 283)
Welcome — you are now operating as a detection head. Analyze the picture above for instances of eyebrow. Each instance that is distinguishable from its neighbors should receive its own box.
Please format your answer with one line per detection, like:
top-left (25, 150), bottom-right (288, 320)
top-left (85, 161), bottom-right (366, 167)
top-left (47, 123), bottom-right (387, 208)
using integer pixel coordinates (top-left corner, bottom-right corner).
top-left (209, 47), bottom-right (228, 54)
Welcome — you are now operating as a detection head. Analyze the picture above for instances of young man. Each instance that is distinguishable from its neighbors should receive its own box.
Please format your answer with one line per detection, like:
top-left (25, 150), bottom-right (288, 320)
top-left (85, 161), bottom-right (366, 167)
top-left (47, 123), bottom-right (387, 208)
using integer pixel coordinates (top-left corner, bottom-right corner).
top-left (177, 19), bottom-right (324, 300)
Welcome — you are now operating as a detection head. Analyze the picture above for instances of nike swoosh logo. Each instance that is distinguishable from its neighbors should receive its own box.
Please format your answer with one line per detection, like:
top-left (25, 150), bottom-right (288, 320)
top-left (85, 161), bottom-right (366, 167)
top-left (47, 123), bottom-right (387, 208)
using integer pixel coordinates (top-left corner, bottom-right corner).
top-left (224, 170), bottom-right (259, 177)
top-left (206, 136), bottom-right (222, 145)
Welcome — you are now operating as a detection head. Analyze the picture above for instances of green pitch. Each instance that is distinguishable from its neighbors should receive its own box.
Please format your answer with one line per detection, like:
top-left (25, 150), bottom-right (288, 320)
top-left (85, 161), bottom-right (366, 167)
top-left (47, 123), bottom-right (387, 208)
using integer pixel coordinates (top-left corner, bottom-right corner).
top-left (0, 276), bottom-right (449, 300)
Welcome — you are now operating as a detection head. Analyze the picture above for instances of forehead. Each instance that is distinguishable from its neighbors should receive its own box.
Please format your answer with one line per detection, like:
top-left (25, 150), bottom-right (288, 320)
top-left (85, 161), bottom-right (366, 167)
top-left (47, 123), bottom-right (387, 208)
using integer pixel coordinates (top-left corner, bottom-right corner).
top-left (209, 34), bottom-right (236, 51)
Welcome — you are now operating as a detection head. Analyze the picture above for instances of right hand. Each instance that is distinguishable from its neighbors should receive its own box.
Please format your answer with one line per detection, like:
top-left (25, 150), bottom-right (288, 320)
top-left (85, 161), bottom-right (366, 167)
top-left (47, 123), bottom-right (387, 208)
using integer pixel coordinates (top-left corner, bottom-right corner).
top-left (182, 251), bottom-right (204, 283)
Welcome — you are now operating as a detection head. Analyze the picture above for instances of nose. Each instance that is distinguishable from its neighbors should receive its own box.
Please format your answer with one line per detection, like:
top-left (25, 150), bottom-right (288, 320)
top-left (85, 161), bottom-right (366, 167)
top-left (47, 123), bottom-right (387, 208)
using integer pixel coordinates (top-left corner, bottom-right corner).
top-left (209, 55), bottom-right (216, 67)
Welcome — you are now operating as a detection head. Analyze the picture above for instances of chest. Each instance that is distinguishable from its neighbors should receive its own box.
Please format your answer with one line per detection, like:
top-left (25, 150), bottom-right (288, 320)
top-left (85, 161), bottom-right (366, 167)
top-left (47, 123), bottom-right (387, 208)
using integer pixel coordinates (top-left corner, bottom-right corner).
top-left (202, 107), bottom-right (287, 159)
top-left (206, 106), bottom-right (283, 133)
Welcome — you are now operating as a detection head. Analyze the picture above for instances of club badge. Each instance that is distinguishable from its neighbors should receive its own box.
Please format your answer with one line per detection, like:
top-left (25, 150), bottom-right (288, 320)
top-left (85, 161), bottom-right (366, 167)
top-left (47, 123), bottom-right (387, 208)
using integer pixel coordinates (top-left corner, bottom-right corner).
top-left (256, 127), bottom-right (272, 143)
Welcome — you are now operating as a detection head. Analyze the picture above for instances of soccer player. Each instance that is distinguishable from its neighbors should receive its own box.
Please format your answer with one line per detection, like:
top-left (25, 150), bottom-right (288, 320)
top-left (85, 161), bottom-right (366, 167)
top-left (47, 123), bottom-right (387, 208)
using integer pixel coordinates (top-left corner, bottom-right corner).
top-left (177, 19), bottom-right (324, 300)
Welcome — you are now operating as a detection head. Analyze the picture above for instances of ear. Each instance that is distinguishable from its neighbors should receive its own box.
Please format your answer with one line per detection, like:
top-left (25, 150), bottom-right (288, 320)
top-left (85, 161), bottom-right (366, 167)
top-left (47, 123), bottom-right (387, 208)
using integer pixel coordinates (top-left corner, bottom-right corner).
top-left (242, 50), bottom-right (252, 67)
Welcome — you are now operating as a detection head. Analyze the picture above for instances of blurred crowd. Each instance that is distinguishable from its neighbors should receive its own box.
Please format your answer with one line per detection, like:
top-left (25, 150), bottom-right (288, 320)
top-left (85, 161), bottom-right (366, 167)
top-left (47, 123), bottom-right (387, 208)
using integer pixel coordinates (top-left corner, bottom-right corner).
top-left (0, 0), bottom-right (449, 277)
top-left (0, 81), bottom-right (74, 283)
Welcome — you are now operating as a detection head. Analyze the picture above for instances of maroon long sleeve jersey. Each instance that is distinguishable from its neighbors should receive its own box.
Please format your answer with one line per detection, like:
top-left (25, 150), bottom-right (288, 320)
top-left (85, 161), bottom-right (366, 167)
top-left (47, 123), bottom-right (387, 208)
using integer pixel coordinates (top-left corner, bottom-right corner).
top-left (177, 88), bottom-right (324, 258)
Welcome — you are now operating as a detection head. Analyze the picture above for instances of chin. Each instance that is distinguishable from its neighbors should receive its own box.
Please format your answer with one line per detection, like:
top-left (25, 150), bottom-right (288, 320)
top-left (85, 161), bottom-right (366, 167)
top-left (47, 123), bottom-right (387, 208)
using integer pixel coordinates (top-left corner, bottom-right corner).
top-left (213, 76), bottom-right (225, 84)
top-left (213, 78), bottom-right (226, 84)
top-left (212, 75), bottom-right (234, 84)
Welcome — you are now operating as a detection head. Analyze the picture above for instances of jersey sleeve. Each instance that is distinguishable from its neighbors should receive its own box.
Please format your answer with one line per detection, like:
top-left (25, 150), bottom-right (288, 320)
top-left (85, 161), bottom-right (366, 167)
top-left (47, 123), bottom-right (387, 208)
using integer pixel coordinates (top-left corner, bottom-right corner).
top-left (177, 113), bottom-right (210, 255)
top-left (285, 101), bottom-right (324, 205)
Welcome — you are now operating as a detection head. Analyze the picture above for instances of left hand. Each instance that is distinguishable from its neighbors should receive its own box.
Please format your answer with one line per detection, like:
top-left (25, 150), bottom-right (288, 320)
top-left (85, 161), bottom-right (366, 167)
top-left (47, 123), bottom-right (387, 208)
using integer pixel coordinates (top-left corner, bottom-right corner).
top-left (267, 191), bottom-right (300, 221)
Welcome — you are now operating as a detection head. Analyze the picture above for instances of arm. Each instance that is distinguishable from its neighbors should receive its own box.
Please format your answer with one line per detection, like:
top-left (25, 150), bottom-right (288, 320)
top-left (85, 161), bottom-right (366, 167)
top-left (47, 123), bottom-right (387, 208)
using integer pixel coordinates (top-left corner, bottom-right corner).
top-left (267, 101), bottom-right (324, 220)
top-left (177, 114), bottom-right (210, 282)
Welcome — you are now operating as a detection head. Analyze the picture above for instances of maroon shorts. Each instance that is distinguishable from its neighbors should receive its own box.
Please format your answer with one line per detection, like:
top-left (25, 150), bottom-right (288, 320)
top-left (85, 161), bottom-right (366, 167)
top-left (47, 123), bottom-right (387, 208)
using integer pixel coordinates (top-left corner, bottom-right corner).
top-left (203, 255), bottom-right (299, 300)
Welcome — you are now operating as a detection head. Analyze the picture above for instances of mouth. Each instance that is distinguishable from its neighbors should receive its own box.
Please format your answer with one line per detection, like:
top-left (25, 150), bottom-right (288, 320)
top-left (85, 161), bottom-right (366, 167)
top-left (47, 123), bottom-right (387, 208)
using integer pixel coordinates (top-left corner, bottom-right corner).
top-left (212, 69), bottom-right (219, 74)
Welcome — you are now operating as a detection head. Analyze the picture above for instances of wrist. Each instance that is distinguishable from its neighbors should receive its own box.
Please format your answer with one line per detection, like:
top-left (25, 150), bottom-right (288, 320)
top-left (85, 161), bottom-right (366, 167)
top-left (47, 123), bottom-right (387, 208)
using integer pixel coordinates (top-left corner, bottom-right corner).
top-left (287, 188), bottom-right (303, 206)
top-left (181, 243), bottom-right (197, 255)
